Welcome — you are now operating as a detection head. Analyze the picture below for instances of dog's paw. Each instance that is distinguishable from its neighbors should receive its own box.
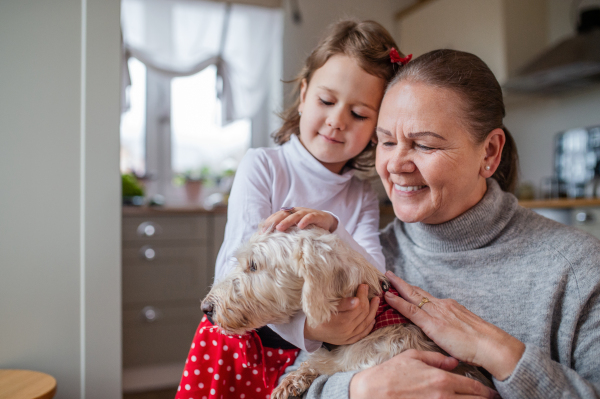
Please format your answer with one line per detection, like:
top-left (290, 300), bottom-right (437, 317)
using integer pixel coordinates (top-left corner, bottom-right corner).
top-left (272, 378), bottom-right (305, 399)
top-left (273, 367), bottom-right (319, 399)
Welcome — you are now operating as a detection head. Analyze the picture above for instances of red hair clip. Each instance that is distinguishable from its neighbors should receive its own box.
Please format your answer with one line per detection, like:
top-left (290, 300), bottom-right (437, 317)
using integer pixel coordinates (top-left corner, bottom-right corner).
top-left (390, 48), bottom-right (412, 66)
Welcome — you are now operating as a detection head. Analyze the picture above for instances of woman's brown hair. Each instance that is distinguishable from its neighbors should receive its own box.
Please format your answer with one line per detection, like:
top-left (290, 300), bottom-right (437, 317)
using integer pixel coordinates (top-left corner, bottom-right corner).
top-left (272, 19), bottom-right (403, 171)
top-left (388, 49), bottom-right (519, 192)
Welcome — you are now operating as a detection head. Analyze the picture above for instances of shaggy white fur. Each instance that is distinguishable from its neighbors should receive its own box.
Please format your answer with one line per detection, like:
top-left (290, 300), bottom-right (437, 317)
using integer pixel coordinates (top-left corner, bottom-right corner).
top-left (202, 226), bottom-right (491, 399)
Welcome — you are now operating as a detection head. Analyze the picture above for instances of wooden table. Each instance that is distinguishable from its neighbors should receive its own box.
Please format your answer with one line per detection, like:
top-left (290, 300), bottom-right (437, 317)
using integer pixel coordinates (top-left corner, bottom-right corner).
top-left (0, 370), bottom-right (56, 399)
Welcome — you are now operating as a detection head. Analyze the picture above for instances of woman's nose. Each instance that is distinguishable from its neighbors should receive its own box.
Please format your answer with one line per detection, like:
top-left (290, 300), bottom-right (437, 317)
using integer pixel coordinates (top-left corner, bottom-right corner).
top-left (388, 147), bottom-right (416, 174)
top-left (326, 107), bottom-right (346, 130)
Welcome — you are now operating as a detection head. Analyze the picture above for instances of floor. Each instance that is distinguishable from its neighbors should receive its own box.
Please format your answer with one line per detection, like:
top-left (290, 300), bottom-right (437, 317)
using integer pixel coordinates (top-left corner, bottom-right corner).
top-left (124, 387), bottom-right (177, 399)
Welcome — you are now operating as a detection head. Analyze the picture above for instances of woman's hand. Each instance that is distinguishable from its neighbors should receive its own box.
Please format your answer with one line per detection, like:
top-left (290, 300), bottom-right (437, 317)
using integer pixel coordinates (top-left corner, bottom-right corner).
top-left (350, 349), bottom-right (500, 399)
top-left (384, 270), bottom-right (525, 381)
top-left (304, 284), bottom-right (379, 345)
top-left (263, 207), bottom-right (339, 233)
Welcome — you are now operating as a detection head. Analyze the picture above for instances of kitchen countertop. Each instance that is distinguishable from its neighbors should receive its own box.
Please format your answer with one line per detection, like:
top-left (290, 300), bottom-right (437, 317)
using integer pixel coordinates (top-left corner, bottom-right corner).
top-left (122, 205), bottom-right (227, 216)
top-left (518, 198), bottom-right (600, 209)
top-left (379, 198), bottom-right (600, 216)
top-left (123, 198), bottom-right (600, 217)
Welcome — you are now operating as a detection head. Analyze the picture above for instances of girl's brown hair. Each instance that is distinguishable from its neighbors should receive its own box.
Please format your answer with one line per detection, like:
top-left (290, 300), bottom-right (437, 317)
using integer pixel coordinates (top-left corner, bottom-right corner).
top-left (272, 19), bottom-right (402, 171)
top-left (388, 49), bottom-right (519, 192)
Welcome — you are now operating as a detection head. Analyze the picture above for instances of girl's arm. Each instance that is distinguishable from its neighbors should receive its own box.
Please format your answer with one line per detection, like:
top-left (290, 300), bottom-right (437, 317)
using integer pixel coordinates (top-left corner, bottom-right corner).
top-left (265, 180), bottom-right (385, 272)
top-left (214, 149), bottom-right (274, 282)
top-left (331, 181), bottom-right (385, 272)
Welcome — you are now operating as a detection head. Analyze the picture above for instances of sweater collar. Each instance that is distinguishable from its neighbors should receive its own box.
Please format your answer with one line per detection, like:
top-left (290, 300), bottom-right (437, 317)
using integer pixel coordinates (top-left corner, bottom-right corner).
top-left (399, 179), bottom-right (518, 252)
top-left (286, 134), bottom-right (354, 185)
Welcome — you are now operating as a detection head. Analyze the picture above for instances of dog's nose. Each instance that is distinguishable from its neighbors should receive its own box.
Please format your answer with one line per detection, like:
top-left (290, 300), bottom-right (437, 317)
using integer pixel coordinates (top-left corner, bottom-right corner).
top-left (201, 301), bottom-right (214, 318)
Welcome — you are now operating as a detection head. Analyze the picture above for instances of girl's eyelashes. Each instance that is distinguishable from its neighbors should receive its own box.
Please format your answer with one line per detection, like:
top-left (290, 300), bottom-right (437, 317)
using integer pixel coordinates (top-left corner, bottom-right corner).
top-left (351, 111), bottom-right (367, 120)
top-left (318, 98), bottom-right (369, 120)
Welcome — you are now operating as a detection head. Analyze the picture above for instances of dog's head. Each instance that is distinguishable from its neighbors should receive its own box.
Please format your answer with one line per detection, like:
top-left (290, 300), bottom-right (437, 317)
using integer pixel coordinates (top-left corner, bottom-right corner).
top-left (201, 226), bottom-right (383, 335)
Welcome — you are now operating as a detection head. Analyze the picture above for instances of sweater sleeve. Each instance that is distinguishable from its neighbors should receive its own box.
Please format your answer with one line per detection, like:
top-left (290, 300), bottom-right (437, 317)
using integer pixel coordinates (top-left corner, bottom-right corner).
top-left (214, 149), bottom-right (274, 282)
top-left (494, 344), bottom-right (600, 398)
top-left (494, 274), bottom-right (600, 399)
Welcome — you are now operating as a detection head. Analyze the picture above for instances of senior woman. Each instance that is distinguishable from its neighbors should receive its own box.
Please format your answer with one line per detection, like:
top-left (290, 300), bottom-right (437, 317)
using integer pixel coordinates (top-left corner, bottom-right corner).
top-left (287, 49), bottom-right (600, 399)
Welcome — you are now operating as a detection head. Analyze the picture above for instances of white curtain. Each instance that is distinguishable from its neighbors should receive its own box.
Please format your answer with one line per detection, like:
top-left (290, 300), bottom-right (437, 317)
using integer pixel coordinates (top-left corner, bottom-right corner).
top-left (121, 0), bottom-right (283, 123)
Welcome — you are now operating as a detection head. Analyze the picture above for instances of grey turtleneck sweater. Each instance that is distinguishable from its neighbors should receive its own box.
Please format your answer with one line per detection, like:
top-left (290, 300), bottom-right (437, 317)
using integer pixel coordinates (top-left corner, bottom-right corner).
top-left (299, 179), bottom-right (600, 399)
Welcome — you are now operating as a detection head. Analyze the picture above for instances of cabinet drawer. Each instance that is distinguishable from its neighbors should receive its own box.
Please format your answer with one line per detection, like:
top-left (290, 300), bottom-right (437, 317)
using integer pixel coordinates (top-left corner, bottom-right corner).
top-left (123, 215), bottom-right (208, 242)
top-left (123, 304), bottom-right (203, 368)
top-left (122, 245), bottom-right (210, 304)
top-left (572, 208), bottom-right (600, 240)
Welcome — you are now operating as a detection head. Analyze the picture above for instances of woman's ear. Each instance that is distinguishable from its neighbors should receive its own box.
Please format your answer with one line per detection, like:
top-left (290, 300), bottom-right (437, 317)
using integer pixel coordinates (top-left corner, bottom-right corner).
top-left (481, 128), bottom-right (505, 177)
top-left (298, 78), bottom-right (308, 114)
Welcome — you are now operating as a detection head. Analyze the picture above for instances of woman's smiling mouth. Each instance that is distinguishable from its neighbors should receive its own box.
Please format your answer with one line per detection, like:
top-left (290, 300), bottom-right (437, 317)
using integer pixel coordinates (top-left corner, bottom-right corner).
top-left (394, 184), bottom-right (428, 192)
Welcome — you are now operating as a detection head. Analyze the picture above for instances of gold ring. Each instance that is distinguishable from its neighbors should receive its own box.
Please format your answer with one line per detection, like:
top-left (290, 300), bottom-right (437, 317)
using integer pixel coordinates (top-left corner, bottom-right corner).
top-left (418, 297), bottom-right (430, 308)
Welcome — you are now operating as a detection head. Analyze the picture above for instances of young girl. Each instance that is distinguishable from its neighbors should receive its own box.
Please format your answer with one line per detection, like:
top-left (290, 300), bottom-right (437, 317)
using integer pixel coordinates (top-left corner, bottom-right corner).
top-left (176, 19), bottom-right (409, 399)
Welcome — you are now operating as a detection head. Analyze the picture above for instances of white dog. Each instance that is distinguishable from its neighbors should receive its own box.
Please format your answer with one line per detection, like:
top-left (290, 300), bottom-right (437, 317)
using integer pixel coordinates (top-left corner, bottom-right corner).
top-left (201, 226), bottom-right (491, 398)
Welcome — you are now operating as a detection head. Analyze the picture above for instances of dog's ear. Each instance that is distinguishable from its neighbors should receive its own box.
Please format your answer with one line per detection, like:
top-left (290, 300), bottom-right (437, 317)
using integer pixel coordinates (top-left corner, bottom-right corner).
top-left (294, 234), bottom-right (347, 327)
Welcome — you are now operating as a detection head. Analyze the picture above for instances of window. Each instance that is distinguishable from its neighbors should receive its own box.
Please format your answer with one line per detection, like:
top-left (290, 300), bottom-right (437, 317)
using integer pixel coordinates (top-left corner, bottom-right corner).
top-left (120, 0), bottom-right (283, 205)
top-left (119, 61), bottom-right (252, 204)
top-left (120, 57), bottom-right (146, 176)
top-left (171, 65), bottom-right (251, 176)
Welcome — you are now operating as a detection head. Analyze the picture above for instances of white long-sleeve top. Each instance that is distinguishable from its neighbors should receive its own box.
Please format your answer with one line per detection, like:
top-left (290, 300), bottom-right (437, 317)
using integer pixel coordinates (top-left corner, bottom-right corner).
top-left (214, 134), bottom-right (385, 352)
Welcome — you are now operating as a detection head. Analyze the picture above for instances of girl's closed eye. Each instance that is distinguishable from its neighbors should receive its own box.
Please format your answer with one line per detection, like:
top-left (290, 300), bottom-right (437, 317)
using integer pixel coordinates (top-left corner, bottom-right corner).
top-left (319, 98), bottom-right (334, 106)
top-left (351, 111), bottom-right (368, 120)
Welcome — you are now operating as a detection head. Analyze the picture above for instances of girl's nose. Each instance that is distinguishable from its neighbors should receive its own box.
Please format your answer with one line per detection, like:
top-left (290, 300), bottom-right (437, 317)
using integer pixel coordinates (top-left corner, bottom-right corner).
top-left (326, 107), bottom-right (346, 130)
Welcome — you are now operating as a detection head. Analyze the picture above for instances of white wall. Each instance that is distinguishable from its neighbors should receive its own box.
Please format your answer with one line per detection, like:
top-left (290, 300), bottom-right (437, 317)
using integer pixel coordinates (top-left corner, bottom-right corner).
top-left (0, 1), bottom-right (122, 398)
top-left (397, 0), bottom-right (507, 81)
top-left (505, 0), bottom-right (600, 193)
top-left (281, 0), bottom-right (400, 108)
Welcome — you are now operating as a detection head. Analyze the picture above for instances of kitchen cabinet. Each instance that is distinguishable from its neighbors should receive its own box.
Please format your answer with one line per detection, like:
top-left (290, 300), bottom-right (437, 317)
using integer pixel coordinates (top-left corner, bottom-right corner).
top-left (395, 0), bottom-right (547, 84)
top-left (122, 208), bottom-right (226, 393)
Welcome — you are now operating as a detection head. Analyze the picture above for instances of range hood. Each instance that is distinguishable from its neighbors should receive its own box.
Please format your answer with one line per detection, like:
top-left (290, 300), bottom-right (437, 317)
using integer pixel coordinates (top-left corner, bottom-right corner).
top-left (505, 8), bottom-right (600, 93)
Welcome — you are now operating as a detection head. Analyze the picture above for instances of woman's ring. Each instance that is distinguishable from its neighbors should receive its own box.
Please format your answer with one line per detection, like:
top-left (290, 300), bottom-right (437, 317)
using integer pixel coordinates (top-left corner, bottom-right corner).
top-left (281, 206), bottom-right (295, 214)
top-left (418, 297), bottom-right (430, 308)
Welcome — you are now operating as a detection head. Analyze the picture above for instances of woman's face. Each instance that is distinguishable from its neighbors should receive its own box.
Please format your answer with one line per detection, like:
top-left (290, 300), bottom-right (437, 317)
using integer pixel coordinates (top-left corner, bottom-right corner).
top-left (376, 81), bottom-right (489, 225)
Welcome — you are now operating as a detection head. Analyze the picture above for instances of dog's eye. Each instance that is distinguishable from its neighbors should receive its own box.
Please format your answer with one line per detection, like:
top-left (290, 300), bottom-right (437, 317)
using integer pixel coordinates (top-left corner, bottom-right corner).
top-left (249, 261), bottom-right (257, 272)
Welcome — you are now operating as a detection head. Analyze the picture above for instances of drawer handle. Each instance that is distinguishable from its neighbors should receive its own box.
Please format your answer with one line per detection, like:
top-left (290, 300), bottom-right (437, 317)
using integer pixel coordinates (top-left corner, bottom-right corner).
top-left (141, 306), bottom-right (160, 322)
top-left (576, 212), bottom-right (595, 224)
top-left (140, 245), bottom-right (156, 260)
top-left (137, 221), bottom-right (161, 237)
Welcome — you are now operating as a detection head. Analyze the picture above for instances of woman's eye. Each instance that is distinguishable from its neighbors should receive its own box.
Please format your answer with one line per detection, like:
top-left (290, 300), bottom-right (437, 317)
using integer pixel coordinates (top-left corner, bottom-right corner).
top-left (415, 144), bottom-right (435, 151)
top-left (319, 98), bottom-right (333, 106)
top-left (379, 141), bottom-right (395, 147)
top-left (249, 261), bottom-right (257, 272)
top-left (351, 111), bottom-right (367, 120)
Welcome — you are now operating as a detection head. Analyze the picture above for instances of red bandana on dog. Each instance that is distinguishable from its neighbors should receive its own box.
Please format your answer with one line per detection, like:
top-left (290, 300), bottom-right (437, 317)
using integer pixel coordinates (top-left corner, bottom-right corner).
top-left (372, 282), bottom-right (410, 332)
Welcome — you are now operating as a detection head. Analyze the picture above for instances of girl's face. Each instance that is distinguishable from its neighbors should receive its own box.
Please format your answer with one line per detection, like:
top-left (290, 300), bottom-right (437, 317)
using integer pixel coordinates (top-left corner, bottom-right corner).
top-left (298, 54), bottom-right (385, 174)
top-left (376, 81), bottom-right (492, 225)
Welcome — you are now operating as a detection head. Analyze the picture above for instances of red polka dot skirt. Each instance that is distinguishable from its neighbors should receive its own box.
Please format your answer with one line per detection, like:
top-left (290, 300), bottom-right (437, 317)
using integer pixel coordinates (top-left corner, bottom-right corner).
top-left (176, 316), bottom-right (300, 399)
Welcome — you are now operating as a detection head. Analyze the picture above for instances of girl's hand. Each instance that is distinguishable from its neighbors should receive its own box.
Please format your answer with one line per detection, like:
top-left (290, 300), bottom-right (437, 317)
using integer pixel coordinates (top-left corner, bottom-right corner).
top-left (384, 270), bottom-right (525, 381)
top-left (350, 349), bottom-right (500, 399)
top-left (304, 284), bottom-right (379, 345)
top-left (263, 207), bottom-right (339, 233)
